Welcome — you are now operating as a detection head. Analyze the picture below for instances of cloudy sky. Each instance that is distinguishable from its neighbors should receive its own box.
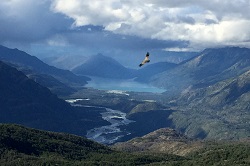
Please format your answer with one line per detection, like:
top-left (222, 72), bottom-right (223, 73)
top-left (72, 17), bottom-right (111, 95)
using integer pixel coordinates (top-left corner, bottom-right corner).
top-left (1, 0), bottom-right (250, 66)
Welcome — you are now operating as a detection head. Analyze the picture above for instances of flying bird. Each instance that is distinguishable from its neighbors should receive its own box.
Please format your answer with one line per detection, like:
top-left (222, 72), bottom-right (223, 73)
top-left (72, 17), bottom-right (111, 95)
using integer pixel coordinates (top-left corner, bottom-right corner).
top-left (139, 52), bottom-right (150, 67)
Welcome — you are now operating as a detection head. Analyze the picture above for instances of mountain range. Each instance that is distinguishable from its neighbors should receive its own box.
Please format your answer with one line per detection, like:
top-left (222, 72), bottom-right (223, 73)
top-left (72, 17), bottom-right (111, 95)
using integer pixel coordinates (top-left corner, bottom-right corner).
top-left (1, 45), bottom-right (250, 149)
top-left (72, 53), bottom-right (178, 81)
top-left (72, 53), bottom-right (136, 79)
top-left (150, 47), bottom-right (250, 96)
top-left (43, 51), bottom-right (197, 70)
top-left (0, 60), bottom-right (107, 135)
top-left (0, 45), bottom-right (89, 95)
top-left (135, 61), bottom-right (177, 82)
top-left (170, 68), bottom-right (250, 140)
top-left (73, 46), bottom-right (249, 141)
top-left (143, 47), bottom-right (250, 140)
top-left (43, 54), bottom-right (88, 70)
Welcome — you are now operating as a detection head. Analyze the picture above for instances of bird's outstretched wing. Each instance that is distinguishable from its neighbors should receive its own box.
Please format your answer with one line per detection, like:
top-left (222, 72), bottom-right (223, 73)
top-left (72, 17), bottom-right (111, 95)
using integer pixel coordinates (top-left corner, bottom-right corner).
top-left (139, 52), bottom-right (150, 67)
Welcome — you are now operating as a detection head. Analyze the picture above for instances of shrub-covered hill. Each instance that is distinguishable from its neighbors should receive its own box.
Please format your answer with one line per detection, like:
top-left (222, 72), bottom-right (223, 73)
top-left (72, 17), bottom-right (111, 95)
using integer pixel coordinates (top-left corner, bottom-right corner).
top-left (0, 124), bottom-right (184, 165)
top-left (113, 130), bottom-right (250, 165)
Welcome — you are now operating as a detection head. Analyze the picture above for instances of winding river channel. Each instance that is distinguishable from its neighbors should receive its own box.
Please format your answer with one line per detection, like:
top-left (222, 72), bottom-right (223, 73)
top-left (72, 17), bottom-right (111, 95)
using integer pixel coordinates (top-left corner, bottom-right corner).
top-left (66, 99), bottom-right (135, 144)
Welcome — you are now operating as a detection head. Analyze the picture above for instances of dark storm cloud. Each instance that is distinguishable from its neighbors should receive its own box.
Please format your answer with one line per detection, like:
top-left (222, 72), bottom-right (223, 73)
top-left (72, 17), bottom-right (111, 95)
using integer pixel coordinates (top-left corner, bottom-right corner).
top-left (0, 0), bottom-right (72, 44)
top-left (1, 0), bottom-right (250, 56)
top-left (65, 27), bottom-right (188, 51)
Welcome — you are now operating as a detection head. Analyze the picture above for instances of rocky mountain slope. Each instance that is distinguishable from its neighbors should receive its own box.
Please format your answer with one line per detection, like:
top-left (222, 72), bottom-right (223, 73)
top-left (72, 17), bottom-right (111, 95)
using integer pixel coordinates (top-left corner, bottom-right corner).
top-left (151, 47), bottom-right (250, 96)
top-left (170, 69), bottom-right (250, 140)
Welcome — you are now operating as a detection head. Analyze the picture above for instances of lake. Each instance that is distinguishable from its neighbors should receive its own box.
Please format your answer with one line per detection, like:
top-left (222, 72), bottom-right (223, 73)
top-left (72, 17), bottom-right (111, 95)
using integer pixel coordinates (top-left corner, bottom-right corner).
top-left (85, 76), bottom-right (165, 93)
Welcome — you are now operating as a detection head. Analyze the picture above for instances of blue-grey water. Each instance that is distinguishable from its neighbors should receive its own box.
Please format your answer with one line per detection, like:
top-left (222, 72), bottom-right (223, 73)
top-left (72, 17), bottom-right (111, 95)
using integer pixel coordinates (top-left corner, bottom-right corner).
top-left (85, 76), bottom-right (165, 93)
top-left (66, 99), bottom-right (135, 144)
top-left (86, 108), bottom-right (135, 144)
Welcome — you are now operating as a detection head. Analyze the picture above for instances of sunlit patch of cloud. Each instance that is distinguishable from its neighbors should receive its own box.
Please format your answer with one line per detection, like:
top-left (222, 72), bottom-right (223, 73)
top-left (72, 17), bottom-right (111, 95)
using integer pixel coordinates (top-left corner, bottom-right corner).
top-left (50, 0), bottom-right (250, 50)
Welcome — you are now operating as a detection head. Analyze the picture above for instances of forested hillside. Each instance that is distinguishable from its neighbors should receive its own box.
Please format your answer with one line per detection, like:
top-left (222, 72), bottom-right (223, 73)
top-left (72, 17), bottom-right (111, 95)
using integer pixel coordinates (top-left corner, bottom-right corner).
top-left (1, 124), bottom-right (249, 166)
top-left (0, 124), bottom-right (184, 165)
top-left (0, 60), bottom-right (107, 136)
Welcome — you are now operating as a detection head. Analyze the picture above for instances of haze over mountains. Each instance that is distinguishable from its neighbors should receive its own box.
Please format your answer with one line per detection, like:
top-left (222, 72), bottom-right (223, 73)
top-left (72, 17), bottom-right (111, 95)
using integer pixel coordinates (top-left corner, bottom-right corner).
top-left (151, 47), bottom-right (250, 96)
top-left (43, 51), bottom-right (197, 70)
top-left (72, 53), bottom-right (179, 82)
top-left (0, 60), bottom-right (108, 136)
top-left (0, 45), bottom-right (89, 95)
top-left (73, 53), bottom-right (136, 79)
top-left (0, 45), bottom-right (249, 158)
top-left (1, 0), bottom-right (250, 164)
top-left (171, 68), bottom-right (250, 139)
top-left (43, 55), bottom-right (89, 71)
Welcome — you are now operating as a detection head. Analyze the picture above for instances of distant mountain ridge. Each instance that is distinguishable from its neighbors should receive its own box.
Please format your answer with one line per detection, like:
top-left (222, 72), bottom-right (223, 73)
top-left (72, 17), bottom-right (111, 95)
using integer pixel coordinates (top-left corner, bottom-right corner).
top-left (43, 51), bottom-right (197, 70)
top-left (0, 45), bottom-right (89, 93)
top-left (151, 47), bottom-right (250, 95)
top-left (73, 53), bottom-right (136, 79)
top-left (43, 55), bottom-right (88, 70)
top-left (135, 62), bottom-right (177, 82)
top-left (127, 47), bottom-right (250, 141)
top-left (72, 53), bottom-right (179, 82)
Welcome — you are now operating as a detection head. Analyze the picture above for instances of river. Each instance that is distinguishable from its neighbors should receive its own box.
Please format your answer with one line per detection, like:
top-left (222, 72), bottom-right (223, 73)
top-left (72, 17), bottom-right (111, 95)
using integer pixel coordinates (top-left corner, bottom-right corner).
top-left (66, 99), bottom-right (135, 144)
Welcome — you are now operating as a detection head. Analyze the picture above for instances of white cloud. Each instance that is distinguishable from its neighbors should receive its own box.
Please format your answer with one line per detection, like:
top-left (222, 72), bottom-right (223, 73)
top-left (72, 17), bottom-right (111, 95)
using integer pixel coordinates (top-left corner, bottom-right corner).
top-left (47, 35), bottom-right (68, 46)
top-left (1, 0), bottom-right (250, 53)
top-left (51, 0), bottom-right (250, 50)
